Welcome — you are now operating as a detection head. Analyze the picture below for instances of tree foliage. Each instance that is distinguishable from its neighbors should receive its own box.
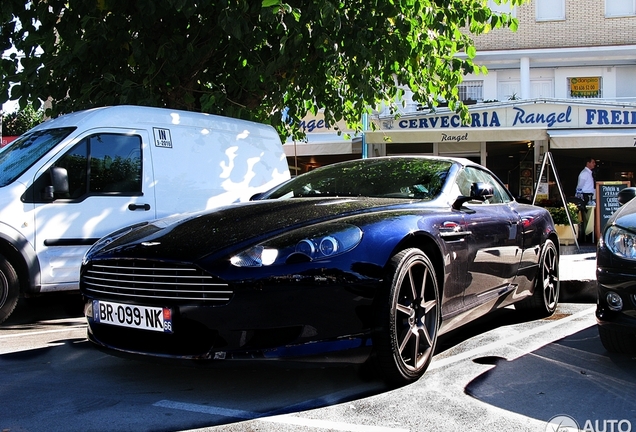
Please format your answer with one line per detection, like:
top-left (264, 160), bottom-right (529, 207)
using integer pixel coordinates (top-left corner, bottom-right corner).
top-left (0, 0), bottom-right (523, 139)
top-left (1, 104), bottom-right (44, 136)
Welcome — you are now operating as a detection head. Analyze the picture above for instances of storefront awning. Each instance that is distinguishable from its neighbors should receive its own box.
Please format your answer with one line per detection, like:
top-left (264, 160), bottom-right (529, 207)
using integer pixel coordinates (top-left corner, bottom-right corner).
top-left (364, 127), bottom-right (548, 144)
top-left (548, 129), bottom-right (636, 148)
top-left (283, 133), bottom-right (359, 157)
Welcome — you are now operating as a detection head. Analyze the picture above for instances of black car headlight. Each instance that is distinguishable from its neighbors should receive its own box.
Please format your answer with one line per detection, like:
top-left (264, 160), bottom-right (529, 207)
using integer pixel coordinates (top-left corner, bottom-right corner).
top-left (605, 225), bottom-right (636, 260)
top-left (230, 223), bottom-right (363, 267)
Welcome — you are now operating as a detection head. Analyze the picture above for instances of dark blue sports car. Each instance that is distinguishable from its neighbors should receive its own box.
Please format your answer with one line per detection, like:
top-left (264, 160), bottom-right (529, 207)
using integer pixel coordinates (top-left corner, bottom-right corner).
top-left (80, 156), bottom-right (559, 385)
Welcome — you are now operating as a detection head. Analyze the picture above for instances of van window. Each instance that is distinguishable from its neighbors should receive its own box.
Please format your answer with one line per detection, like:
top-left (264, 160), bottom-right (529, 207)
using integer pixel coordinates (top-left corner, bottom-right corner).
top-left (54, 133), bottom-right (142, 199)
top-left (0, 127), bottom-right (76, 187)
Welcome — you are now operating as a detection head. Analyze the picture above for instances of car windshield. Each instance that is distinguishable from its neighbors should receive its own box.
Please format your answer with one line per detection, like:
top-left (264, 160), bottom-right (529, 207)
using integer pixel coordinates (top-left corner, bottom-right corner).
top-left (264, 158), bottom-right (453, 200)
top-left (0, 127), bottom-right (76, 187)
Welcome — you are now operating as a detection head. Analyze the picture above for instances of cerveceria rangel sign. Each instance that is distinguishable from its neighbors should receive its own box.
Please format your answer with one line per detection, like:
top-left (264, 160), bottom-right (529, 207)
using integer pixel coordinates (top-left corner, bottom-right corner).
top-left (375, 101), bottom-right (636, 132)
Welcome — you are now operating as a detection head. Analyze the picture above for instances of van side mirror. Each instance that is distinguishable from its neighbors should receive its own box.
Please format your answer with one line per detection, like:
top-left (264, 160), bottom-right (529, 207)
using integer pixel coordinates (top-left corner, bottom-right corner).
top-left (45, 166), bottom-right (70, 200)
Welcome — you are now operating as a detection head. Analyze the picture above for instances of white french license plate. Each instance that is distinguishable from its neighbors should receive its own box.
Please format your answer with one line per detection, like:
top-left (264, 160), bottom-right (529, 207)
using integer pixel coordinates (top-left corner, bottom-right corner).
top-left (92, 300), bottom-right (173, 333)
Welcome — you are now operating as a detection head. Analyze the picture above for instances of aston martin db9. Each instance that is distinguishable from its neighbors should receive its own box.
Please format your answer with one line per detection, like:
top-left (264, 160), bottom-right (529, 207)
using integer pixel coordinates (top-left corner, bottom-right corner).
top-left (80, 156), bottom-right (559, 385)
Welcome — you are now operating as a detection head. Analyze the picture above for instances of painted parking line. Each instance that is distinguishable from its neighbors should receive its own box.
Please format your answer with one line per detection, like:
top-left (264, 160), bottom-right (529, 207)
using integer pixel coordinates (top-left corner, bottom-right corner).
top-left (153, 399), bottom-right (409, 432)
top-left (153, 399), bottom-right (256, 420)
top-left (258, 414), bottom-right (409, 431)
top-left (0, 324), bottom-right (87, 339)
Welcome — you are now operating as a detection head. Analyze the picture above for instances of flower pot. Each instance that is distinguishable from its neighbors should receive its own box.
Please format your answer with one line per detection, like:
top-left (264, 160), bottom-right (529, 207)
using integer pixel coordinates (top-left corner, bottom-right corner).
top-left (555, 224), bottom-right (579, 245)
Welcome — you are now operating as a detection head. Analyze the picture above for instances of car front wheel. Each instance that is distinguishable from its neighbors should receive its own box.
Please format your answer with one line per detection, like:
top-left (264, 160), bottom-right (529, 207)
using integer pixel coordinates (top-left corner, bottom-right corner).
top-left (373, 248), bottom-right (440, 386)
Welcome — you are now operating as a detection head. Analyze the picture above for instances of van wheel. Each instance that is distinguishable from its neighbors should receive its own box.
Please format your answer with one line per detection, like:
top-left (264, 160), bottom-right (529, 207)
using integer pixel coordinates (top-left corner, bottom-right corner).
top-left (373, 248), bottom-right (440, 387)
top-left (515, 239), bottom-right (559, 318)
top-left (0, 256), bottom-right (20, 324)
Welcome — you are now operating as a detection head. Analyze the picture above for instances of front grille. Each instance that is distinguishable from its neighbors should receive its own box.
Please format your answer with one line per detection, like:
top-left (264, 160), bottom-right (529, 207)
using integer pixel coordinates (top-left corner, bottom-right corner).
top-left (82, 259), bottom-right (232, 305)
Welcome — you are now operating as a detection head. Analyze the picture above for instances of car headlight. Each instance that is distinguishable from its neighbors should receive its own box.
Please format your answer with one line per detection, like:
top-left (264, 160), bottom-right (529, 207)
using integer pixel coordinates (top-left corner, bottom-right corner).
top-left (605, 225), bottom-right (636, 260)
top-left (230, 223), bottom-right (363, 267)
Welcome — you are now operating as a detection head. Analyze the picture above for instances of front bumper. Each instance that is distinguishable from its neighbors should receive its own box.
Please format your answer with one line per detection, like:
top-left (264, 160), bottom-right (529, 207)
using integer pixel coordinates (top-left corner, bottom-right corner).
top-left (596, 266), bottom-right (636, 334)
top-left (82, 275), bottom-right (380, 361)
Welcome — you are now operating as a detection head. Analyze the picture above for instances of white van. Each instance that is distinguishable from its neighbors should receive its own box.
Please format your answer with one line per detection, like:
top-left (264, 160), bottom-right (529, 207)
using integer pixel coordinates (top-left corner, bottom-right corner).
top-left (0, 105), bottom-right (290, 322)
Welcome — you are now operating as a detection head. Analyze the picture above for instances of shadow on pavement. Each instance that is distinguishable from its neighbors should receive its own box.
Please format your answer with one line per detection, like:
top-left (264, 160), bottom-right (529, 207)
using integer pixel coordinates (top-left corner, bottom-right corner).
top-left (2, 294), bottom-right (84, 327)
top-left (465, 325), bottom-right (636, 425)
top-left (0, 337), bottom-right (389, 431)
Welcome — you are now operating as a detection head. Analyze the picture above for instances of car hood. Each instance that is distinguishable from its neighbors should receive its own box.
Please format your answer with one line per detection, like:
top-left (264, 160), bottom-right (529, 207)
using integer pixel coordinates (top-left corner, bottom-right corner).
top-left (90, 197), bottom-right (426, 262)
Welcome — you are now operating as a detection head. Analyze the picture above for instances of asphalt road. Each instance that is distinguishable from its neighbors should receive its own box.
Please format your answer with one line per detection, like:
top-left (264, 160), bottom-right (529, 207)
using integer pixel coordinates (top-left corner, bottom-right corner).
top-left (1, 294), bottom-right (634, 432)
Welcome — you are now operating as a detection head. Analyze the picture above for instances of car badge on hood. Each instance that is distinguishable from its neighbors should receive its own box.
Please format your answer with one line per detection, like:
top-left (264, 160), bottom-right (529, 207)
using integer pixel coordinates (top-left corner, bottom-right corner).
top-left (141, 241), bottom-right (161, 247)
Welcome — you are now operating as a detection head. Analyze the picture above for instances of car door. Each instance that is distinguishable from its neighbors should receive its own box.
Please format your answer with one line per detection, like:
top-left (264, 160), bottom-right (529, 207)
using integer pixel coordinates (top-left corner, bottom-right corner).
top-left (455, 166), bottom-right (523, 307)
top-left (30, 130), bottom-right (156, 290)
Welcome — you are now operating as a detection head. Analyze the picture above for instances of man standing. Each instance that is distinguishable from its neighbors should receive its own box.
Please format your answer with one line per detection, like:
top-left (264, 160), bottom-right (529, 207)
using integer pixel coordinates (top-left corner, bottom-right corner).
top-left (576, 157), bottom-right (596, 204)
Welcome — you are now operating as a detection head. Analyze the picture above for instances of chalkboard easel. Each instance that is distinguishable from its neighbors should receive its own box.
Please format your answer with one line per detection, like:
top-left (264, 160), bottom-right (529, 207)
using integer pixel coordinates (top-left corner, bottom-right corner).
top-left (595, 181), bottom-right (630, 240)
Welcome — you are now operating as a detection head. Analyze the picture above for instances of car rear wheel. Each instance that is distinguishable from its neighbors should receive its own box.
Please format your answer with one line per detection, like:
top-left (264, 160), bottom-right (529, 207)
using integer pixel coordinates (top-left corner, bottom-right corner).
top-left (598, 325), bottom-right (636, 354)
top-left (515, 239), bottom-right (559, 317)
top-left (0, 256), bottom-right (20, 324)
top-left (374, 248), bottom-right (440, 386)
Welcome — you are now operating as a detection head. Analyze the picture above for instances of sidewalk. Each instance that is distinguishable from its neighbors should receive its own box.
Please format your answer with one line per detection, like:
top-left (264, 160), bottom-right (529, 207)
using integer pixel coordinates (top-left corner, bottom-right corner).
top-left (559, 244), bottom-right (597, 303)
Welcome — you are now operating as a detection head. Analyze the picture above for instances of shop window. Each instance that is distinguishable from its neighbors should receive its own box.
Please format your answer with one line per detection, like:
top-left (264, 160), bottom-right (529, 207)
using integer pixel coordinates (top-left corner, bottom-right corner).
top-left (536, 0), bottom-right (565, 21)
top-left (606, 0), bottom-right (636, 17)
top-left (568, 77), bottom-right (602, 99)
top-left (487, 0), bottom-right (516, 17)
top-left (458, 81), bottom-right (483, 103)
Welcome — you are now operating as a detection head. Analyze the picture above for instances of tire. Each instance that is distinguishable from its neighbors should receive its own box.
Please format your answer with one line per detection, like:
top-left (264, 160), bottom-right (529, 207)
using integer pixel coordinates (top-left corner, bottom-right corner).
top-left (515, 239), bottom-right (559, 317)
top-left (598, 325), bottom-right (636, 354)
top-left (373, 248), bottom-right (440, 386)
top-left (0, 256), bottom-right (20, 324)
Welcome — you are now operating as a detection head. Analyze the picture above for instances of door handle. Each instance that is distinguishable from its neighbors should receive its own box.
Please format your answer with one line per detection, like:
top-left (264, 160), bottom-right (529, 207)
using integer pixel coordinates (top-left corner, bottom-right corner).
top-left (128, 203), bottom-right (151, 211)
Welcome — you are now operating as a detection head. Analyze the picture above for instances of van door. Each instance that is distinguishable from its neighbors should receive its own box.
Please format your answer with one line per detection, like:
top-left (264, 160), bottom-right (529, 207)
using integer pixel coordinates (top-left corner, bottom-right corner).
top-left (29, 129), bottom-right (156, 291)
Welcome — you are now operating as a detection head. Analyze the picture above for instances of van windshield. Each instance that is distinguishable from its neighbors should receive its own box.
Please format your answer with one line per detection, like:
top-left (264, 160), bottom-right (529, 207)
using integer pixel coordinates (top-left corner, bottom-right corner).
top-left (0, 127), bottom-right (76, 187)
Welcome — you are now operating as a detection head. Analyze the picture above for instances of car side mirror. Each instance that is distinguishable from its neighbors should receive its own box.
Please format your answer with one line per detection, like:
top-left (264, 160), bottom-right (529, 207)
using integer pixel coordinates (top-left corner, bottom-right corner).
top-left (618, 187), bottom-right (636, 206)
top-left (452, 182), bottom-right (494, 210)
top-left (470, 182), bottom-right (494, 201)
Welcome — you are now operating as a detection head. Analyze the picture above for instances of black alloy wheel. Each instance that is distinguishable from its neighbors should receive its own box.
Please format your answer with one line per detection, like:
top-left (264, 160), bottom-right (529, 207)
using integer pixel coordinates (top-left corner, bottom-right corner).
top-left (515, 239), bottom-right (559, 317)
top-left (374, 248), bottom-right (440, 386)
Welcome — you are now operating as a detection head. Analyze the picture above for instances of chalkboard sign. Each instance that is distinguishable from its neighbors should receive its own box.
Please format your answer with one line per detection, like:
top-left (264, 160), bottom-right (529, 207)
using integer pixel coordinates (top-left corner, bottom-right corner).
top-left (596, 181), bottom-right (630, 239)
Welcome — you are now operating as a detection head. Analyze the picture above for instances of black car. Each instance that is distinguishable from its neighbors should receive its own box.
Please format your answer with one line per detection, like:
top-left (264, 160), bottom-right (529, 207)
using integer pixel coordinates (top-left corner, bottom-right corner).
top-left (596, 191), bottom-right (636, 354)
top-left (80, 156), bottom-right (559, 385)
